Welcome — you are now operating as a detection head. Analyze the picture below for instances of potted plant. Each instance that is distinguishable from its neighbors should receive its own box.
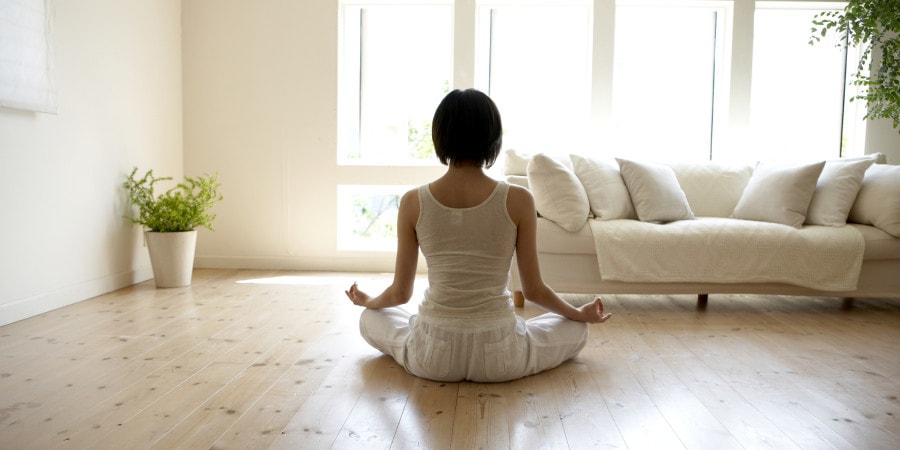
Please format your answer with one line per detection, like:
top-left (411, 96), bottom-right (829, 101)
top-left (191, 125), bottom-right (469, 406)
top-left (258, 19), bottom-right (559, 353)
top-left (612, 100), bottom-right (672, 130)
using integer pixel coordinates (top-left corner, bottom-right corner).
top-left (124, 167), bottom-right (223, 287)
top-left (810, 0), bottom-right (900, 131)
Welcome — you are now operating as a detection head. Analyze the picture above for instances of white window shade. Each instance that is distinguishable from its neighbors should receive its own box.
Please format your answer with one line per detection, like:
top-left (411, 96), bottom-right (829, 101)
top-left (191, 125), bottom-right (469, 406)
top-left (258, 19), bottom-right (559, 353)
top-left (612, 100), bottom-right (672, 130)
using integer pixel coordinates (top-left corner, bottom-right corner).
top-left (0, 0), bottom-right (57, 114)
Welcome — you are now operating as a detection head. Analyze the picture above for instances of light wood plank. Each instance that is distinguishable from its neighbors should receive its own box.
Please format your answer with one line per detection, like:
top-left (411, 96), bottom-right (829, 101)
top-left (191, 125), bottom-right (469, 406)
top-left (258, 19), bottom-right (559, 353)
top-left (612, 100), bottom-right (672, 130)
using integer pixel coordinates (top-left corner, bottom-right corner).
top-left (0, 270), bottom-right (898, 450)
top-left (268, 350), bottom-right (378, 449)
top-left (27, 288), bottom-right (296, 449)
top-left (391, 379), bottom-right (459, 449)
top-left (451, 382), bottom-right (512, 449)
top-left (509, 370), bottom-right (572, 449)
top-left (148, 336), bottom-right (308, 449)
top-left (330, 356), bottom-right (417, 449)
top-left (210, 287), bottom-right (368, 449)
top-left (546, 358), bottom-right (627, 449)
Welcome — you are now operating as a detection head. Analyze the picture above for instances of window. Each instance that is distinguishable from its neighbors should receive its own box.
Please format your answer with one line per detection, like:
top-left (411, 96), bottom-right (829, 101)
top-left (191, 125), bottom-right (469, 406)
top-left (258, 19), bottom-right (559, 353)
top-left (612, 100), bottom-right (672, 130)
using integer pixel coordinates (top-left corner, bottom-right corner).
top-left (475, 2), bottom-right (592, 153)
top-left (337, 2), bottom-right (450, 250)
top-left (334, 0), bottom-right (866, 252)
top-left (338, 3), bottom-right (452, 165)
top-left (750, 2), bottom-right (865, 161)
top-left (0, 0), bottom-right (56, 113)
top-left (611, 1), bottom-right (730, 162)
top-left (337, 185), bottom-right (407, 251)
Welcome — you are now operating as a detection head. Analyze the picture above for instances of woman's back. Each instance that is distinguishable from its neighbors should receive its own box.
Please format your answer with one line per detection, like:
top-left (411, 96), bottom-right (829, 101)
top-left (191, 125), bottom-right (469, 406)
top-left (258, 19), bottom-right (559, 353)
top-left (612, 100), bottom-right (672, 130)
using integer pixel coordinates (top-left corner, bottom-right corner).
top-left (416, 180), bottom-right (517, 315)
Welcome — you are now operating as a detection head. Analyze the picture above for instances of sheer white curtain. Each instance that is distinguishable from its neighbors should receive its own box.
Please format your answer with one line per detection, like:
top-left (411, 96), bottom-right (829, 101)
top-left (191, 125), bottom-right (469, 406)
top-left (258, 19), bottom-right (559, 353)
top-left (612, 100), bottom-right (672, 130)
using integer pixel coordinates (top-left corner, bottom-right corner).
top-left (0, 0), bottom-right (56, 114)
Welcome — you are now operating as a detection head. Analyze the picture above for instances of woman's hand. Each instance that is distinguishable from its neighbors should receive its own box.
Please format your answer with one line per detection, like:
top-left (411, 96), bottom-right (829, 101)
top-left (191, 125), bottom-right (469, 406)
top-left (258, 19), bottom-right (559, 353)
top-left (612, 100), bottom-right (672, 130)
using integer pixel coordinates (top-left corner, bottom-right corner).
top-left (577, 297), bottom-right (612, 324)
top-left (345, 282), bottom-right (372, 307)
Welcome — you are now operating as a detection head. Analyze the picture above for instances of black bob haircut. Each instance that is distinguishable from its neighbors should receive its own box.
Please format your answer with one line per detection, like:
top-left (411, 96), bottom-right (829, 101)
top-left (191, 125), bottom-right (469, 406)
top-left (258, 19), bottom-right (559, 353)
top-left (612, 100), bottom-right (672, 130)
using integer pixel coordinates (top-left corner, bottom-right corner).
top-left (432, 89), bottom-right (503, 168)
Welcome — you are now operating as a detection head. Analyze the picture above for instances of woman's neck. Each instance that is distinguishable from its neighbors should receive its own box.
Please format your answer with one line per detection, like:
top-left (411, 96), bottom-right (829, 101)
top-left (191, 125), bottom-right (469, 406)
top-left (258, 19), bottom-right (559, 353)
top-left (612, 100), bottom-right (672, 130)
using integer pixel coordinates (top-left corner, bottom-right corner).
top-left (429, 162), bottom-right (498, 208)
top-left (445, 162), bottom-right (487, 178)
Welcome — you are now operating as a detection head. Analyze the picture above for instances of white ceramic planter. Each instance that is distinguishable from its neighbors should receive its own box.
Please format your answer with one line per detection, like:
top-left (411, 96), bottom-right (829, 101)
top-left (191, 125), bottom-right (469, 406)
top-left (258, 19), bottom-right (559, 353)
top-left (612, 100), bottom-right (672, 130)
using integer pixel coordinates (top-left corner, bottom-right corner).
top-left (145, 230), bottom-right (198, 288)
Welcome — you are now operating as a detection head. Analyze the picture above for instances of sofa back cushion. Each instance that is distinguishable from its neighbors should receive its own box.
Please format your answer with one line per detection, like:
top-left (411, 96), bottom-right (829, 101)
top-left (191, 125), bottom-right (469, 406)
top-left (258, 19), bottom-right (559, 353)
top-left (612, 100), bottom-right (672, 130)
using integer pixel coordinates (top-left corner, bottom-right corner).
top-left (570, 154), bottom-right (637, 220)
top-left (849, 163), bottom-right (900, 238)
top-left (526, 153), bottom-right (590, 232)
top-left (669, 162), bottom-right (754, 217)
top-left (617, 158), bottom-right (695, 222)
top-left (732, 161), bottom-right (826, 228)
top-left (805, 158), bottom-right (874, 226)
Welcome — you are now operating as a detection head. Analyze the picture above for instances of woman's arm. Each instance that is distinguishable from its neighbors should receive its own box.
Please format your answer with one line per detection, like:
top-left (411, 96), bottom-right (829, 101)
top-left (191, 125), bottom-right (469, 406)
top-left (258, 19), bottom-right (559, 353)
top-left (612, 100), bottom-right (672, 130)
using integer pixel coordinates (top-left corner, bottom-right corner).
top-left (345, 189), bottom-right (420, 309)
top-left (507, 185), bottom-right (611, 324)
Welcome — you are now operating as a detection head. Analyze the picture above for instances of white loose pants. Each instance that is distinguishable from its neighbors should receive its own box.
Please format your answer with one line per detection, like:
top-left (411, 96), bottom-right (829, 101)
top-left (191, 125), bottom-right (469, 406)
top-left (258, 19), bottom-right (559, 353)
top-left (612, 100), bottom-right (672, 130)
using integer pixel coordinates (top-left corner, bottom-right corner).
top-left (359, 307), bottom-right (588, 382)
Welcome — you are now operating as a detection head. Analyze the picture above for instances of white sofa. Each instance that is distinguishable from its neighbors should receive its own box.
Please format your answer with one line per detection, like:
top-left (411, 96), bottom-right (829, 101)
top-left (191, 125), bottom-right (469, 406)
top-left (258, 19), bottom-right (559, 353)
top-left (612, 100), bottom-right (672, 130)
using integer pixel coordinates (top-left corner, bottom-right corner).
top-left (504, 150), bottom-right (900, 307)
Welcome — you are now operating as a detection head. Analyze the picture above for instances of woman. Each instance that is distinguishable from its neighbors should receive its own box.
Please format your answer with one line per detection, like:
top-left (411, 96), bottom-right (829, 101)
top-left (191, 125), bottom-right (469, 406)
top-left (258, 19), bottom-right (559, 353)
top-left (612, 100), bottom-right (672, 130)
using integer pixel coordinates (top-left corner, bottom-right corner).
top-left (345, 89), bottom-right (611, 382)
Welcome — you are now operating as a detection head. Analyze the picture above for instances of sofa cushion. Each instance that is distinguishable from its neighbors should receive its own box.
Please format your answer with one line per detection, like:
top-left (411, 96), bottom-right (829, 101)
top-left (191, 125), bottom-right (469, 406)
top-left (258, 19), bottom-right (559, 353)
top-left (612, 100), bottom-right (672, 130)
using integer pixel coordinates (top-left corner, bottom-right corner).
top-left (616, 158), bottom-right (695, 223)
top-left (805, 158), bottom-right (874, 226)
top-left (849, 224), bottom-right (900, 260)
top-left (849, 163), bottom-right (900, 238)
top-left (732, 160), bottom-right (825, 228)
top-left (536, 217), bottom-right (596, 254)
top-left (670, 162), bottom-right (754, 217)
top-left (570, 154), bottom-right (637, 220)
top-left (526, 153), bottom-right (590, 232)
top-left (589, 217), bottom-right (864, 291)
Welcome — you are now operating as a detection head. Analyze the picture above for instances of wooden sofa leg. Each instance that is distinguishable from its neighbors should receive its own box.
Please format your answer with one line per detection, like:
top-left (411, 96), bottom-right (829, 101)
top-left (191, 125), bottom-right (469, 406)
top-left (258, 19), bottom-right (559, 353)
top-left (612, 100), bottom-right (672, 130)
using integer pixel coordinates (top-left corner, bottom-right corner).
top-left (513, 291), bottom-right (525, 308)
top-left (697, 294), bottom-right (708, 309)
top-left (841, 297), bottom-right (854, 310)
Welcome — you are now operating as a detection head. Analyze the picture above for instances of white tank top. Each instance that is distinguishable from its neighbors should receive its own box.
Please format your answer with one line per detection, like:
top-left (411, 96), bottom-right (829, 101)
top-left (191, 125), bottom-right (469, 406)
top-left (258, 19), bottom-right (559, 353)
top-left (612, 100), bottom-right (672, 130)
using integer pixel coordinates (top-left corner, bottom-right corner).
top-left (416, 181), bottom-right (518, 319)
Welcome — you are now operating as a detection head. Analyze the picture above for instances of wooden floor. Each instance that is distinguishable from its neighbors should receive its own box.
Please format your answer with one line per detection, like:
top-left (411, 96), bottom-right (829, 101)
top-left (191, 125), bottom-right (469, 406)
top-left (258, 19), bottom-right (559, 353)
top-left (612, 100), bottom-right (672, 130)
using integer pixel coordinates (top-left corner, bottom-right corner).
top-left (1, 269), bottom-right (898, 449)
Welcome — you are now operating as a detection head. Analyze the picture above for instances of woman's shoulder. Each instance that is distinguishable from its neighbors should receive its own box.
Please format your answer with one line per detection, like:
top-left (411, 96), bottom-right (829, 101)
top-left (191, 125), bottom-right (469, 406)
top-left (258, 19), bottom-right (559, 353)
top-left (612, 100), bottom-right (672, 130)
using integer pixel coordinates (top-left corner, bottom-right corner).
top-left (397, 187), bottom-right (421, 225)
top-left (401, 187), bottom-right (421, 206)
top-left (505, 183), bottom-right (535, 223)
top-left (506, 183), bottom-right (534, 204)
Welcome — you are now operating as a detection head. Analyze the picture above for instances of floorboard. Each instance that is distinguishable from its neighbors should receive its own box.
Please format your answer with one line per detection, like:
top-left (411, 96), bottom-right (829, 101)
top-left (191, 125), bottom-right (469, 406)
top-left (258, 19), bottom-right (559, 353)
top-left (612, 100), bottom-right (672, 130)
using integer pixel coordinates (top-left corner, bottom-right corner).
top-left (1, 269), bottom-right (898, 449)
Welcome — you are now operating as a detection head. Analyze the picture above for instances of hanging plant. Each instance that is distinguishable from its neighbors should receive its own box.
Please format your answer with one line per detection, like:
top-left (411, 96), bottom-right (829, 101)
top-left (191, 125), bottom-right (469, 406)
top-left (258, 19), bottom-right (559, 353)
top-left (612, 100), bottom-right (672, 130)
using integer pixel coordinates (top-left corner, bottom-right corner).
top-left (810, 0), bottom-right (900, 131)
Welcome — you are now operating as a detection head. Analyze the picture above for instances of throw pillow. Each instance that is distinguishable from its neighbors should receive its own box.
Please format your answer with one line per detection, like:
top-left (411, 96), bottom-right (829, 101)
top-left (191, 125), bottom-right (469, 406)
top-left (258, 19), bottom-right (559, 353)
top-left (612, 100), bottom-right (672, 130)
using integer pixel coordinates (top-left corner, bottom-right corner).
top-left (616, 158), bottom-right (695, 223)
top-left (526, 153), bottom-right (590, 232)
top-left (670, 162), bottom-right (754, 218)
top-left (732, 160), bottom-right (825, 228)
top-left (836, 152), bottom-right (886, 164)
top-left (805, 158), bottom-right (874, 226)
top-left (849, 163), bottom-right (900, 238)
top-left (503, 148), bottom-right (532, 176)
top-left (570, 154), bottom-right (637, 220)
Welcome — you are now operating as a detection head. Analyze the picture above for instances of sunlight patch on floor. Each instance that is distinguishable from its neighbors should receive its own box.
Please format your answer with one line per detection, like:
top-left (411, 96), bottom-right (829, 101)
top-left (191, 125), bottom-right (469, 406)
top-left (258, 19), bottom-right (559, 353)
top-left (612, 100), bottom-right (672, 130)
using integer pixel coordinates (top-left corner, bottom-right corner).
top-left (235, 273), bottom-right (392, 286)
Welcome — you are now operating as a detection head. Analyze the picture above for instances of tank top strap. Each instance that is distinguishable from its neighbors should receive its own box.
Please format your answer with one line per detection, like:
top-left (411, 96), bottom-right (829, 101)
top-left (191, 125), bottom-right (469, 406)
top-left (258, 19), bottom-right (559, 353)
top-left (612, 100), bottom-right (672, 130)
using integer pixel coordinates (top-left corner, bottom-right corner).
top-left (418, 180), bottom-right (508, 211)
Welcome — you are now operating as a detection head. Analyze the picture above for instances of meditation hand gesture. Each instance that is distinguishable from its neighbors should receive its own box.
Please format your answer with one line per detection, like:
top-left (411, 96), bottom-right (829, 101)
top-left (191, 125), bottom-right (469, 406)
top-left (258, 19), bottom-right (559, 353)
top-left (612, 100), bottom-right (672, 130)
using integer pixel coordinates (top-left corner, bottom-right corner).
top-left (577, 297), bottom-right (612, 324)
top-left (345, 282), bottom-right (371, 307)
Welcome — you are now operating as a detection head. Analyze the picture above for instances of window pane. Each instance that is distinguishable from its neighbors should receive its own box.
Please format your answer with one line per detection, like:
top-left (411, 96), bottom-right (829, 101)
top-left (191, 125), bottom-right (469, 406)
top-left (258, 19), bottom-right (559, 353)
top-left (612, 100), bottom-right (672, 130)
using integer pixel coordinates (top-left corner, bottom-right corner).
top-left (612, 4), bottom-right (721, 162)
top-left (750, 5), bottom-right (861, 162)
top-left (337, 185), bottom-right (406, 251)
top-left (476, 3), bottom-right (592, 154)
top-left (339, 5), bottom-right (451, 165)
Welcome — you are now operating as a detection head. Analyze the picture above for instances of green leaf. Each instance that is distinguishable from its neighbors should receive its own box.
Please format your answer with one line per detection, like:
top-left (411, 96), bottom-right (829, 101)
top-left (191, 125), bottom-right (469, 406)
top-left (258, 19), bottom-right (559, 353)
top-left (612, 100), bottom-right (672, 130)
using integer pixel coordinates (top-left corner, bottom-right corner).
top-left (810, 0), bottom-right (900, 131)
top-left (123, 168), bottom-right (223, 232)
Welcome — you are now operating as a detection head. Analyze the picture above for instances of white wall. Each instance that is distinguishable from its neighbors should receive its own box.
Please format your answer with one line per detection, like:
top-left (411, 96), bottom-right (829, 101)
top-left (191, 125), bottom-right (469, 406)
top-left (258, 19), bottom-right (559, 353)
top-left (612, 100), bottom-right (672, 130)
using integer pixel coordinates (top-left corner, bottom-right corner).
top-left (0, 0), bottom-right (182, 326)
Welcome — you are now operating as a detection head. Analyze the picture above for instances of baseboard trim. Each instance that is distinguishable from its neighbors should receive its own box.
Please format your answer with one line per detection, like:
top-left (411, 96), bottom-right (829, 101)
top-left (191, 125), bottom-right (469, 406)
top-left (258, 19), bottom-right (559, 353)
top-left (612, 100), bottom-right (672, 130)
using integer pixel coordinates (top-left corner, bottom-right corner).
top-left (0, 266), bottom-right (154, 327)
